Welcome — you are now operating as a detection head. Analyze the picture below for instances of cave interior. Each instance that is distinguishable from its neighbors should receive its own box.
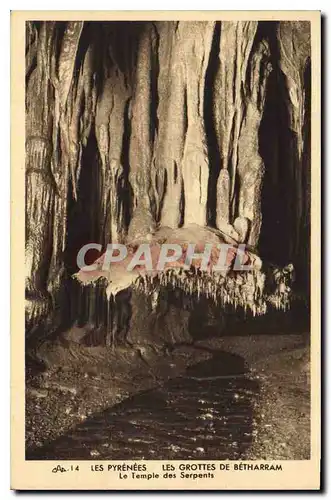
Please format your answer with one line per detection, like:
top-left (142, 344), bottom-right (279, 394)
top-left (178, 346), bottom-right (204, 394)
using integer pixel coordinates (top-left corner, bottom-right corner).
top-left (25, 20), bottom-right (311, 350)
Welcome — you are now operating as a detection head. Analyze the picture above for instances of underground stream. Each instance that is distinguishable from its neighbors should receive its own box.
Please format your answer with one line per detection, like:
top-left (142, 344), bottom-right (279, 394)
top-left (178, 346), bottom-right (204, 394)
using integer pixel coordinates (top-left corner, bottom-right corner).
top-left (26, 351), bottom-right (260, 460)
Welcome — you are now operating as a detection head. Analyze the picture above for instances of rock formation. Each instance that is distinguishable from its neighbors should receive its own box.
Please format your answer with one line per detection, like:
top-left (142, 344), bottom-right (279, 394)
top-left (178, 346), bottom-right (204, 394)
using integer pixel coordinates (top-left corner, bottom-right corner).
top-left (25, 20), bottom-right (311, 346)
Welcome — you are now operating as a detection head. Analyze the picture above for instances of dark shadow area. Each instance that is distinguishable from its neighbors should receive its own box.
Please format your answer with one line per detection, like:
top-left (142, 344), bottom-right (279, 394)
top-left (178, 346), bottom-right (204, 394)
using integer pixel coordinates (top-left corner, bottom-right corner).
top-left (185, 351), bottom-right (247, 378)
top-left (258, 21), bottom-right (311, 297)
top-left (188, 296), bottom-right (309, 340)
top-left (258, 21), bottom-right (296, 267)
top-left (64, 132), bottom-right (102, 276)
top-left (204, 21), bottom-right (222, 228)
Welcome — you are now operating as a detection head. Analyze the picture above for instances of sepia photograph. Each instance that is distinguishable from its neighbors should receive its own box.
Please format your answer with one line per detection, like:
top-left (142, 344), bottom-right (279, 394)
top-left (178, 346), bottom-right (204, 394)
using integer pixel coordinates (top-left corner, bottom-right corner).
top-left (10, 10), bottom-right (321, 490)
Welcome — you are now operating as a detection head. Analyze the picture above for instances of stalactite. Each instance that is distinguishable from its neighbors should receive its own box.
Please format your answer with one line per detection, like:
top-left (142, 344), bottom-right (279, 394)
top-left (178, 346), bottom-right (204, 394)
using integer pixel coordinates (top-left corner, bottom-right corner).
top-left (26, 22), bottom-right (38, 80)
top-left (24, 20), bottom-right (310, 338)
top-left (181, 21), bottom-right (215, 227)
top-left (51, 21), bottom-right (84, 199)
top-left (47, 22), bottom-right (85, 297)
top-left (56, 26), bottom-right (88, 200)
top-left (237, 39), bottom-right (272, 247)
top-left (133, 265), bottom-right (291, 316)
top-left (75, 223), bottom-right (292, 317)
top-left (128, 24), bottom-right (158, 241)
top-left (25, 22), bottom-right (56, 326)
top-left (152, 21), bottom-right (185, 228)
top-left (213, 21), bottom-right (258, 228)
top-left (277, 21), bottom-right (311, 260)
top-left (95, 58), bottom-right (130, 243)
top-left (278, 22), bottom-right (310, 161)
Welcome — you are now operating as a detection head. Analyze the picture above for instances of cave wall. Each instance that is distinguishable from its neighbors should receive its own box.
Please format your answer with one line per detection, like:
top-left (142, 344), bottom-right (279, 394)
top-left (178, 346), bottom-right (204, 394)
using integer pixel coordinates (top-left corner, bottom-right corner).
top-left (25, 20), bottom-right (311, 336)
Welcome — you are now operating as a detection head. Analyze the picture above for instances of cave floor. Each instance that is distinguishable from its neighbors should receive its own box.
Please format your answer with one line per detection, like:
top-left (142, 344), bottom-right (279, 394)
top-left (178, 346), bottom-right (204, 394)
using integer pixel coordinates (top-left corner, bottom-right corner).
top-left (26, 332), bottom-right (310, 461)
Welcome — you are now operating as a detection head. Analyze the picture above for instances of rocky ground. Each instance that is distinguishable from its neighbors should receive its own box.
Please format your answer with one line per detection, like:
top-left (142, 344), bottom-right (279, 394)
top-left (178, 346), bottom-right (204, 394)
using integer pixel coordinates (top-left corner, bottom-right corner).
top-left (25, 340), bottom-right (211, 451)
top-left (26, 327), bottom-right (310, 460)
top-left (196, 334), bottom-right (310, 460)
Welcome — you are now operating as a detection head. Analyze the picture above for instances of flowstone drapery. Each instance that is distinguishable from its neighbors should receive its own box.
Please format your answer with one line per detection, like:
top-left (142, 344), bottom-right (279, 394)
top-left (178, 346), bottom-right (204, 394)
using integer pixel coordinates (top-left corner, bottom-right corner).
top-left (25, 21), bottom-right (311, 341)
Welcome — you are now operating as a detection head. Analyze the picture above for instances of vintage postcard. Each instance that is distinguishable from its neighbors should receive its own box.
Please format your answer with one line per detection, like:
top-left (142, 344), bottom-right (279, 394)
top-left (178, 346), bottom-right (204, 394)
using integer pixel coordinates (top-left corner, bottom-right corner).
top-left (11, 10), bottom-right (321, 490)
